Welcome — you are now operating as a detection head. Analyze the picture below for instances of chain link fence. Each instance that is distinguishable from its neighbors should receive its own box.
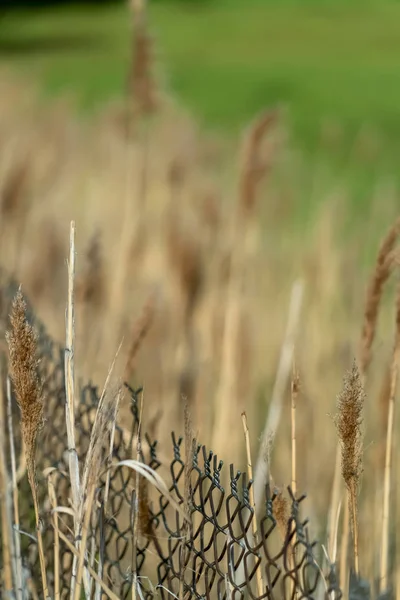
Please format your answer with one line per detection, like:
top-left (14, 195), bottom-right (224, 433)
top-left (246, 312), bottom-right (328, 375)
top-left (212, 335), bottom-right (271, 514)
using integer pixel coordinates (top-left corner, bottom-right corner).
top-left (0, 273), bottom-right (342, 599)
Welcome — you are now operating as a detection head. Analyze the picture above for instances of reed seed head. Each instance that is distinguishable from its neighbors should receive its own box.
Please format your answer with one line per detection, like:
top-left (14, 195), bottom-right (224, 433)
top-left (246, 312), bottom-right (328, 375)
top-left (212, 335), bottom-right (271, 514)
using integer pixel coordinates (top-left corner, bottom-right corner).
top-left (360, 218), bottom-right (400, 376)
top-left (6, 289), bottom-right (43, 486)
top-left (334, 360), bottom-right (364, 519)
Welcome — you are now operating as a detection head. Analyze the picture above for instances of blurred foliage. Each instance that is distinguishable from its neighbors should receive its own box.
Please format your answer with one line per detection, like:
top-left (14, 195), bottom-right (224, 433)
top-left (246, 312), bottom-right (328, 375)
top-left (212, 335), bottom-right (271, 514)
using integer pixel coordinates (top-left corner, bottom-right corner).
top-left (0, 0), bottom-right (207, 7)
top-left (0, 0), bottom-right (114, 6)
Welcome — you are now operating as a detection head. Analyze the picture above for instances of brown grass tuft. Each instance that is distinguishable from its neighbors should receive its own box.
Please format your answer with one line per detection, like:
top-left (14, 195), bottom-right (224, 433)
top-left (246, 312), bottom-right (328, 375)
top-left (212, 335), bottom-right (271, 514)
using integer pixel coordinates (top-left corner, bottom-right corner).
top-left (334, 359), bottom-right (365, 577)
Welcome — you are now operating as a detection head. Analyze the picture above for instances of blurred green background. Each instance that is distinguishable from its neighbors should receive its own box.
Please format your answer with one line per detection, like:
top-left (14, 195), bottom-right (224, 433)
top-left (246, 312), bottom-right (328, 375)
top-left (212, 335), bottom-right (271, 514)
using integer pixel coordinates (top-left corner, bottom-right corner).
top-left (1, 0), bottom-right (400, 231)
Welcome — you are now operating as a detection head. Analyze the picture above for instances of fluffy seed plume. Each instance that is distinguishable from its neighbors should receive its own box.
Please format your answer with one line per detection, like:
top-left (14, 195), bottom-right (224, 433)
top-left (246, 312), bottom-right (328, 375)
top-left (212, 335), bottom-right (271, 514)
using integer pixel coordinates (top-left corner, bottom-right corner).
top-left (334, 359), bottom-right (365, 576)
top-left (6, 289), bottom-right (49, 598)
top-left (6, 289), bottom-right (43, 486)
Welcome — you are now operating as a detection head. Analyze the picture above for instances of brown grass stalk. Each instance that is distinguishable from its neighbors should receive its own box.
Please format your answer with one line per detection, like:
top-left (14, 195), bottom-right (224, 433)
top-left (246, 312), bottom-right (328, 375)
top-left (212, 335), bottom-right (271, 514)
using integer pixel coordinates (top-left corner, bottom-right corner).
top-left (331, 498), bottom-right (342, 568)
top-left (327, 444), bottom-right (342, 564)
top-left (6, 290), bottom-right (49, 598)
top-left (290, 367), bottom-right (300, 598)
top-left (77, 349), bottom-right (122, 600)
top-left (291, 365), bottom-right (299, 498)
top-left (73, 481), bottom-right (97, 600)
top-left (132, 389), bottom-right (144, 600)
top-left (104, 388), bottom-right (122, 513)
top-left (57, 529), bottom-right (120, 600)
top-left (212, 110), bottom-right (279, 472)
top-left (109, 0), bottom-right (156, 351)
top-left (241, 411), bottom-right (264, 598)
top-left (396, 423), bottom-right (400, 600)
top-left (334, 360), bottom-right (365, 579)
top-left (45, 467), bottom-right (61, 600)
top-left (0, 374), bottom-right (14, 595)
top-left (75, 390), bottom-right (118, 600)
top-left (65, 220), bottom-right (82, 599)
top-left (360, 217), bottom-right (400, 376)
top-left (96, 381), bottom-right (121, 600)
top-left (340, 501), bottom-right (349, 596)
top-left (6, 376), bottom-right (22, 600)
top-left (179, 403), bottom-right (195, 600)
top-left (273, 486), bottom-right (297, 600)
top-left (253, 279), bottom-right (304, 515)
top-left (211, 269), bottom-right (241, 470)
top-left (379, 283), bottom-right (400, 594)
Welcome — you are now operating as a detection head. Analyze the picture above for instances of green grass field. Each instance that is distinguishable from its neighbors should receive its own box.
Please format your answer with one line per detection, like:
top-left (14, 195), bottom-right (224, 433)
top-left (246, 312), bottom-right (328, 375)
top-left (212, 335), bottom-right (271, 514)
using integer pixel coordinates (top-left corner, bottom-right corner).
top-left (2, 1), bottom-right (400, 138)
top-left (2, 0), bottom-right (400, 233)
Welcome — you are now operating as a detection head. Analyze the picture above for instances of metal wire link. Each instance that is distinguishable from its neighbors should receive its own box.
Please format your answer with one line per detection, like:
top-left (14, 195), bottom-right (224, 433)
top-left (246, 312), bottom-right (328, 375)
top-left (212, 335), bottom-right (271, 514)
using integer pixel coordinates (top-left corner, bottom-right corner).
top-left (0, 274), bottom-right (342, 600)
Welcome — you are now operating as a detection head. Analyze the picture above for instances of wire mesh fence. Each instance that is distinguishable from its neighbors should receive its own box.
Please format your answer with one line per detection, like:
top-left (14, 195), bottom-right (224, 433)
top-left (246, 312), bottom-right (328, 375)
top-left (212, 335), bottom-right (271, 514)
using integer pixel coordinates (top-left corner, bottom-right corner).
top-left (0, 273), bottom-right (342, 599)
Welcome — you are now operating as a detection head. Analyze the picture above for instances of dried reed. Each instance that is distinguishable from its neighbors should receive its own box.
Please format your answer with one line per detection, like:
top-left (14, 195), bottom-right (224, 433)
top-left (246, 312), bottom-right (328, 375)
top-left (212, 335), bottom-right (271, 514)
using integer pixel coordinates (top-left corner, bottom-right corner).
top-left (57, 529), bottom-right (120, 600)
top-left (334, 360), bottom-right (365, 578)
top-left (379, 281), bottom-right (400, 594)
top-left (74, 383), bottom-right (119, 600)
top-left (131, 388), bottom-right (143, 600)
top-left (179, 403), bottom-right (195, 600)
top-left (253, 279), bottom-right (304, 516)
top-left (291, 365), bottom-right (300, 498)
top-left (6, 376), bottom-right (22, 600)
top-left (64, 220), bottom-right (82, 598)
top-left (0, 371), bottom-right (13, 595)
top-left (241, 411), bottom-right (264, 597)
top-left (360, 217), bottom-right (400, 376)
top-left (327, 444), bottom-right (342, 566)
top-left (212, 109), bottom-right (279, 472)
top-left (44, 467), bottom-right (60, 600)
top-left (6, 290), bottom-right (49, 598)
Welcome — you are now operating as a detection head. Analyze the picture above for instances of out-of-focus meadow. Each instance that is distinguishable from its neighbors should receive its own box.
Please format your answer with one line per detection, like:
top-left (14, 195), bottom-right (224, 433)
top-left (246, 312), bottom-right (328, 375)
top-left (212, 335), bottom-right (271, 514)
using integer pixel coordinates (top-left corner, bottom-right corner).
top-left (1, 0), bottom-right (400, 593)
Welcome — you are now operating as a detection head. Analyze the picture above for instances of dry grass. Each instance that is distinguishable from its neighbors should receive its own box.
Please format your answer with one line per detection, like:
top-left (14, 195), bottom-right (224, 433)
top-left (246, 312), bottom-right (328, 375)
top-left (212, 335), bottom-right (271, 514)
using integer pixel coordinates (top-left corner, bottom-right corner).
top-left (0, 25), bottom-right (400, 593)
